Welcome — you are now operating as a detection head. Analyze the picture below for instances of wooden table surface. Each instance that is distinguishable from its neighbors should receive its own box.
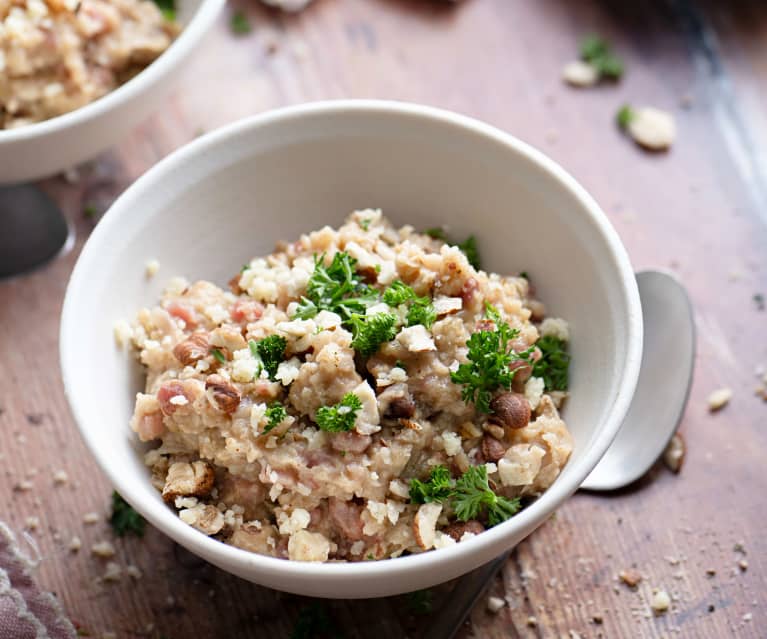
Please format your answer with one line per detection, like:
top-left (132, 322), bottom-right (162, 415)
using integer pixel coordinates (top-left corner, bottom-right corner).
top-left (2, 0), bottom-right (766, 637)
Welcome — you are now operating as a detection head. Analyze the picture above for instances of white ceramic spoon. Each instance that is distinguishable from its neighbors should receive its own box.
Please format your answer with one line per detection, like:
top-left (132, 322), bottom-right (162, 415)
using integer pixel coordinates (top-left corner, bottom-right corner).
top-left (425, 270), bottom-right (695, 639)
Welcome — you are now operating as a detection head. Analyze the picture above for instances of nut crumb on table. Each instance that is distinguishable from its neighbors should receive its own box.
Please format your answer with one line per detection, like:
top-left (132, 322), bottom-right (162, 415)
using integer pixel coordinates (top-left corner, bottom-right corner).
top-left (707, 387), bottom-right (732, 412)
top-left (91, 541), bottom-right (116, 558)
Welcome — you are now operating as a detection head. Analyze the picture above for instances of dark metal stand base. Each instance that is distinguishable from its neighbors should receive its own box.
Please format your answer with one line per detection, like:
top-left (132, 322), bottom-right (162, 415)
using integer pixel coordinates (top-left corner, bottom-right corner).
top-left (0, 185), bottom-right (71, 278)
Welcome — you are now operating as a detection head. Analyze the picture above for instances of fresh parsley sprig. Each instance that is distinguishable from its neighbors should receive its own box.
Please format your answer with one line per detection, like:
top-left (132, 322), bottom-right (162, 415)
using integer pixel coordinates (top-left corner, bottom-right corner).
top-left (383, 281), bottom-right (437, 329)
top-left (450, 304), bottom-right (533, 413)
top-left (253, 335), bottom-right (287, 380)
top-left (262, 402), bottom-right (288, 433)
top-left (109, 491), bottom-right (145, 537)
top-left (347, 312), bottom-right (398, 357)
top-left (383, 280), bottom-right (417, 306)
top-left (408, 464), bottom-right (520, 527)
top-left (532, 335), bottom-right (571, 391)
top-left (316, 393), bottom-right (363, 432)
top-left (580, 35), bottom-right (624, 80)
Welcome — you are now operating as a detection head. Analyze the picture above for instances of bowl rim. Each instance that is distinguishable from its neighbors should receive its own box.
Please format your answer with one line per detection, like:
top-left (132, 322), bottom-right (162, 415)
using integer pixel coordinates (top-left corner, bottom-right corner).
top-left (61, 100), bottom-right (643, 584)
top-left (0, 0), bottom-right (225, 143)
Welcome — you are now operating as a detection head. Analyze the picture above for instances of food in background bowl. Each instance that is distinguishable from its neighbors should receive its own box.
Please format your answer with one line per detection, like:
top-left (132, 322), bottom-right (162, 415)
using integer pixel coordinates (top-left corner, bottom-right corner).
top-left (125, 210), bottom-right (573, 562)
top-left (1, 0), bottom-right (178, 129)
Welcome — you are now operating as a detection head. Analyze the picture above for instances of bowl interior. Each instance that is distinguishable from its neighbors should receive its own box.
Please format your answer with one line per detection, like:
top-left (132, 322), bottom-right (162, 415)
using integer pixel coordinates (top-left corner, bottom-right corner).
top-left (61, 103), bottom-right (641, 597)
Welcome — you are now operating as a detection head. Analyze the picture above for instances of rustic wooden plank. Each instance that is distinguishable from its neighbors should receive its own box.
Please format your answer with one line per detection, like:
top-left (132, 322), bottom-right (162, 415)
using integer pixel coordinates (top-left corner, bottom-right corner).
top-left (0, 0), bottom-right (765, 637)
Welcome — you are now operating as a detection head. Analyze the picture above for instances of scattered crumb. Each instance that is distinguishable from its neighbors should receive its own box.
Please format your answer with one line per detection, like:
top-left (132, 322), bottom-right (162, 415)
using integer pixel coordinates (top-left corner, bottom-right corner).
top-left (13, 480), bottom-right (33, 492)
top-left (738, 559), bottom-right (748, 571)
top-left (126, 564), bottom-right (143, 580)
top-left (592, 614), bottom-right (604, 625)
top-left (708, 604), bottom-right (715, 613)
top-left (743, 613), bottom-right (753, 622)
top-left (619, 569), bottom-right (642, 588)
top-left (707, 387), bottom-right (732, 411)
top-left (145, 259), bottom-right (160, 278)
top-left (83, 512), bottom-right (100, 524)
top-left (651, 589), bottom-right (671, 614)
top-left (486, 595), bottom-right (505, 613)
top-left (562, 60), bottom-right (598, 87)
top-left (53, 470), bottom-right (69, 485)
top-left (734, 542), bottom-right (746, 554)
top-left (103, 561), bottom-right (122, 582)
top-left (24, 516), bottom-right (40, 530)
top-left (663, 433), bottom-right (685, 473)
top-left (69, 536), bottom-right (82, 552)
top-left (526, 616), bottom-right (538, 627)
top-left (706, 568), bottom-right (717, 577)
top-left (91, 541), bottom-right (116, 558)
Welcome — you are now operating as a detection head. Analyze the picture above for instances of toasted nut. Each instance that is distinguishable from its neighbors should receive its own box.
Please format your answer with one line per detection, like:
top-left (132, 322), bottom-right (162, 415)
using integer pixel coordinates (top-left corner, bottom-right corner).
top-left (162, 461), bottom-right (215, 503)
top-left (205, 374), bottom-right (241, 413)
top-left (707, 387), bottom-right (732, 412)
top-left (444, 519), bottom-right (484, 542)
top-left (650, 588), bottom-right (671, 614)
top-left (399, 418), bottom-right (422, 431)
top-left (490, 392), bottom-right (531, 431)
top-left (627, 107), bottom-right (676, 151)
top-left (619, 569), bottom-right (642, 588)
top-left (413, 502), bottom-right (442, 549)
top-left (482, 435), bottom-right (507, 463)
top-left (386, 396), bottom-right (416, 419)
top-left (562, 59), bottom-right (599, 87)
top-left (509, 360), bottom-right (533, 391)
top-left (173, 333), bottom-right (210, 366)
top-left (663, 433), bottom-right (685, 473)
top-left (483, 423), bottom-right (505, 440)
top-left (228, 274), bottom-right (243, 295)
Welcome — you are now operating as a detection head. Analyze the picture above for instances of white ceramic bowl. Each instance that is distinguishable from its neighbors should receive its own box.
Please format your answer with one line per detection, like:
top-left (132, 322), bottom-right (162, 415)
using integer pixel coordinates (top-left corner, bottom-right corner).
top-left (60, 101), bottom-right (643, 598)
top-left (0, 0), bottom-right (224, 184)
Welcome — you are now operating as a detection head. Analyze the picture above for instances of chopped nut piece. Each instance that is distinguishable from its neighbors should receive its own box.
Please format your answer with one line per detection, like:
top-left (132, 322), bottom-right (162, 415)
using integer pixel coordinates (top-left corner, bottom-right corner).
top-left (205, 374), bottom-right (241, 413)
top-left (663, 433), bottom-right (686, 473)
top-left (526, 616), bottom-right (538, 627)
top-left (738, 559), bottom-right (748, 571)
top-left (489, 392), bottom-right (531, 431)
top-left (486, 595), bottom-right (506, 613)
top-left (162, 461), bottom-right (215, 503)
top-left (413, 502), bottom-right (442, 550)
top-left (52, 470), bottom-right (69, 485)
top-left (481, 435), bottom-right (507, 463)
top-left (173, 333), bottom-right (210, 366)
top-left (562, 60), bottom-right (599, 87)
top-left (626, 107), bottom-right (676, 151)
top-left (619, 569), bottom-right (642, 588)
top-left (650, 588), bottom-right (671, 614)
top-left (69, 536), bottom-right (82, 552)
top-left (91, 541), bottom-right (116, 558)
top-left (83, 512), bottom-right (100, 524)
top-left (145, 259), bottom-right (160, 278)
top-left (103, 561), bottom-right (122, 582)
top-left (444, 519), bottom-right (484, 542)
top-left (707, 387), bottom-right (732, 412)
top-left (24, 516), bottom-right (40, 530)
top-left (126, 565), bottom-right (142, 579)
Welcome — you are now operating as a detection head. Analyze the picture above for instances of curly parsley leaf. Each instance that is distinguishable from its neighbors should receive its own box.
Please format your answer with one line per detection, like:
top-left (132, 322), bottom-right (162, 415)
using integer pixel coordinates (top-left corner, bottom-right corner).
top-left (383, 280), bottom-right (417, 306)
top-left (425, 227), bottom-right (448, 241)
top-left (348, 312), bottom-right (397, 357)
top-left (532, 335), bottom-right (571, 391)
top-left (294, 252), bottom-right (378, 321)
top-left (262, 403), bottom-right (288, 434)
top-left (617, 104), bottom-right (635, 129)
top-left (316, 392), bottom-right (363, 432)
top-left (409, 465), bottom-right (454, 504)
top-left (580, 34), bottom-right (624, 80)
top-left (406, 298), bottom-right (437, 329)
top-left (109, 491), bottom-right (145, 537)
top-left (255, 335), bottom-right (287, 381)
top-left (451, 465), bottom-right (520, 525)
top-left (152, 0), bottom-right (176, 21)
top-left (230, 10), bottom-right (251, 35)
top-left (450, 304), bottom-right (532, 413)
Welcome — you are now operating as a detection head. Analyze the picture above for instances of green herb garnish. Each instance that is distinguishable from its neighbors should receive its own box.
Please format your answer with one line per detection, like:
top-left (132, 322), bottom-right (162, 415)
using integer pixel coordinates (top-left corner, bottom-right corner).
top-left (406, 298), bottom-right (437, 329)
top-left (211, 348), bottom-right (227, 364)
top-left (580, 34), bottom-right (624, 80)
top-left (263, 402), bottom-right (288, 433)
top-left (359, 218), bottom-right (372, 231)
top-left (408, 464), bottom-right (521, 526)
top-left (450, 304), bottom-right (533, 413)
top-left (294, 252), bottom-right (378, 321)
top-left (519, 271), bottom-right (529, 280)
top-left (456, 235), bottom-right (481, 270)
top-left (406, 589), bottom-right (434, 615)
top-left (425, 227), bottom-right (447, 241)
top-left (617, 104), bottom-right (635, 129)
top-left (532, 335), bottom-right (570, 391)
top-left (409, 465), bottom-right (454, 504)
top-left (255, 335), bottom-right (287, 380)
top-left (241, 263), bottom-right (250, 273)
top-left (348, 312), bottom-right (398, 357)
top-left (83, 204), bottom-right (97, 219)
top-left (383, 280), bottom-right (417, 306)
top-left (152, 0), bottom-right (176, 21)
top-left (315, 392), bottom-right (363, 432)
top-left (109, 491), bottom-right (145, 537)
top-left (451, 465), bottom-right (520, 525)
top-left (230, 10), bottom-right (251, 35)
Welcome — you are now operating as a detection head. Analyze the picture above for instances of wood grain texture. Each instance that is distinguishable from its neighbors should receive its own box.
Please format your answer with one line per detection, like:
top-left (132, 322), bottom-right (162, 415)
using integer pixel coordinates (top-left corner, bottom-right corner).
top-left (1, 0), bottom-right (765, 637)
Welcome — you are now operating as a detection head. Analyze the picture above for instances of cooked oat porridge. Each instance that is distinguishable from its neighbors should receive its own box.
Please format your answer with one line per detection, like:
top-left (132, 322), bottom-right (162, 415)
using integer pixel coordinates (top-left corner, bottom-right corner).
top-left (0, 0), bottom-right (178, 129)
top-left (125, 210), bottom-right (573, 562)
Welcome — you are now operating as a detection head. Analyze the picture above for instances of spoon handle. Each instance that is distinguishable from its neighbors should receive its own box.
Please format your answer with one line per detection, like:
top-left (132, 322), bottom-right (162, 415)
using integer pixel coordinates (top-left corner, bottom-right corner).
top-left (423, 551), bottom-right (510, 639)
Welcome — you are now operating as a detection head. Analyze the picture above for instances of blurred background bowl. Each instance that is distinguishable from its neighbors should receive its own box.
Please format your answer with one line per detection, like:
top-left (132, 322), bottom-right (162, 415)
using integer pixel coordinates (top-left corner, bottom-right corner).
top-left (60, 101), bottom-right (643, 598)
top-left (0, 0), bottom-right (225, 184)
